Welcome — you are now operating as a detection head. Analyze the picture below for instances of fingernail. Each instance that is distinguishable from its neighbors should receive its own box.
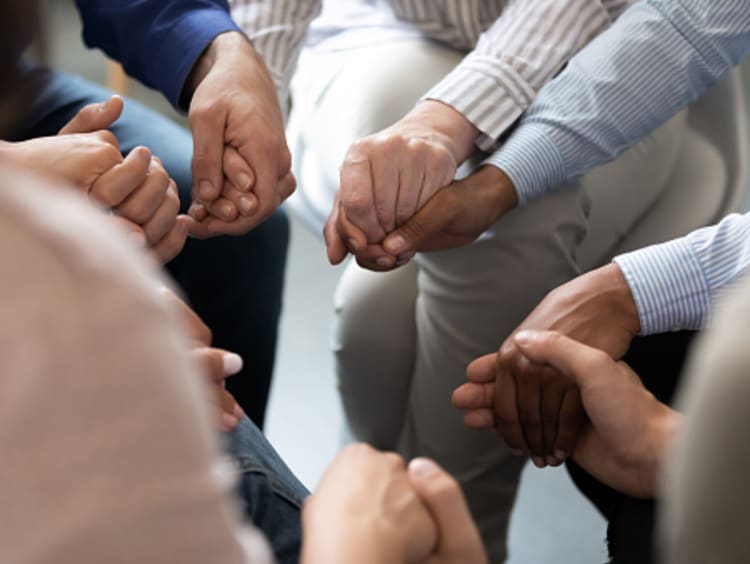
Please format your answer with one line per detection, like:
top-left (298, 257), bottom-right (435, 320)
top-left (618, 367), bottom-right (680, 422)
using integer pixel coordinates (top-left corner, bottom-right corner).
top-left (385, 234), bottom-right (406, 254)
top-left (510, 448), bottom-right (524, 457)
top-left (346, 237), bottom-right (361, 252)
top-left (233, 403), bottom-right (246, 421)
top-left (220, 203), bottom-right (233, 218)
top-left (198, 180), bottom-right (214, 200)
top-left (239, 196), bottom-right (255, 215)
top-left (531, 456), bottom-right (547, 468)
top-left (188, 202), bottom-right (205, 218)
top-left (223, 353), bottom-right (243, 376)
top-left (409, 457), bottom-right (440, 479)
top-left (236, 172), bottom-right (252, 191)
top-left (221, 412), bottom-right (239, 431)
top-left (129, 231), bottom-right (146, 247)
top-left (554, 449), bottom-right (568, 461)
top-left (547, 456), bottom-right (562, 467)
top-left (376, 256), bottom-right (394, 267)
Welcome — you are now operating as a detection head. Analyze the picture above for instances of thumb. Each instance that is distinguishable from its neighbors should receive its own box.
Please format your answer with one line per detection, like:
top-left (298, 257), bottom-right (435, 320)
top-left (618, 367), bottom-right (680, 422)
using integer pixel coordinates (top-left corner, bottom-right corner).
top-left (514, 330), bottom-right (613, 388)
top-left (382, 196), bottom-right (454, 256)
top-left (408, 458), bottom-right (487, 562)
top-left (59, 95), bottom-right (124, 135)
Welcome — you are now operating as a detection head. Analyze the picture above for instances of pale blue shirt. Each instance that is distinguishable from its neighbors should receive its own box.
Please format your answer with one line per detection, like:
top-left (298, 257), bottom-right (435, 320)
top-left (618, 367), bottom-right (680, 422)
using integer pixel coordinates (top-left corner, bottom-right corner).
top-left (485, 0), bottom-right (750, 334)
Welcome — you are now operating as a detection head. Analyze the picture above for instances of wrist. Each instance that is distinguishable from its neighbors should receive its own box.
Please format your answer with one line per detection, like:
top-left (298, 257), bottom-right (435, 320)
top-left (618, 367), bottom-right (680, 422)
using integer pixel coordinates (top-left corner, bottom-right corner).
top-left (404, 100), bottom-right (480, 163)
top-left (181, 31), bottom-right (254, 108)
top-left (598, 263), bottom-right (641, 336)
top-left (473, 164), bottom-right (519, 220)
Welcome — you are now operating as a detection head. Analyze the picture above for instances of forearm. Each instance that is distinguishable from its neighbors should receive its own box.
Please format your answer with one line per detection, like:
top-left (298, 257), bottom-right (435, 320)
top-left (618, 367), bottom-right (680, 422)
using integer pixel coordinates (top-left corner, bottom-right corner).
top-left (484, 0), bottom-right (750, 204)
top-left (423, 0), bottom-right (630, 152)
top-left (229, 0), bottom-right (322, 104)
top-left (75, 0), bottom-right (240, 106)
top-left (614, 212), bottom-right (750, 335)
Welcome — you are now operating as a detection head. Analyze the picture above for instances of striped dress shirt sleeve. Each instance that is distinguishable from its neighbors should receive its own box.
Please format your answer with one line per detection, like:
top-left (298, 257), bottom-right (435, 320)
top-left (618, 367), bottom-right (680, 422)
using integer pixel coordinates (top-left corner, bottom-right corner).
top-left (483, 0), bottom-right (750, 335)
top-left (229, 0), bottom-right (322, 104)
top-left (485, 0), bottom-right (750, 205)
top-left (614, 214), bottom-right (750, 335)
top-left (229, 0), bottom-right (630, 141)
top-left (421, 0), bottom-right (632, 151)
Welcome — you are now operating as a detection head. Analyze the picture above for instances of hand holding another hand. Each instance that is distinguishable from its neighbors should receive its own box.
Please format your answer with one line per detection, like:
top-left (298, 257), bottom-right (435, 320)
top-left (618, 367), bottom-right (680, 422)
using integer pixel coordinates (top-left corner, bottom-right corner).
top-left (513, 330), bottom-right (679, 499)
top-left (159, 287), bottom-right (246, 432)
top-left (324, 100), bottom-right (489, 269)
top-left (453, 264), bottom-right (640, 466)
top-left (182, 31), bottom-right (294, 238)
top-left (325, 164), bottom-right (518, 271)
top-left (302, 444), bottom-right (486, 564)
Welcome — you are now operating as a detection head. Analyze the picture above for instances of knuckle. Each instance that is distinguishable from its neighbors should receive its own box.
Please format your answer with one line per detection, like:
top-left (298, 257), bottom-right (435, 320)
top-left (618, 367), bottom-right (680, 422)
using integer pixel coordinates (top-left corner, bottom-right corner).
top-left (341, 192), bottom-right (371, 215)
top-left (428, 475), bottom-right (459, 500)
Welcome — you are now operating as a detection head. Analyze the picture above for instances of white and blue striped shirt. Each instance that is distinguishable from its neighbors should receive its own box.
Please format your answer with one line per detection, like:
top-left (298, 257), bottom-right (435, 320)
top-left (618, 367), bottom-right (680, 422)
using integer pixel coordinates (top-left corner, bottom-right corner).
top-left (485, 0), bottom-right (750, 335)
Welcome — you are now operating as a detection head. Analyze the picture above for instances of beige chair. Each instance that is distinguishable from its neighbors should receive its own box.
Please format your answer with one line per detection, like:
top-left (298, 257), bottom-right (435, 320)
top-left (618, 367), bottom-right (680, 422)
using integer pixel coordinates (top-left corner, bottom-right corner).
top-left (578, 69), bottom-right (750, 269)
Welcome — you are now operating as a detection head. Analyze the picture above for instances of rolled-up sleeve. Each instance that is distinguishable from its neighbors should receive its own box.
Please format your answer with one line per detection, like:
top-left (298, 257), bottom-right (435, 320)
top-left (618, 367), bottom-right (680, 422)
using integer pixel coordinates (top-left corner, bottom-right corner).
top-left (75, 0), bottom-right (241, 106)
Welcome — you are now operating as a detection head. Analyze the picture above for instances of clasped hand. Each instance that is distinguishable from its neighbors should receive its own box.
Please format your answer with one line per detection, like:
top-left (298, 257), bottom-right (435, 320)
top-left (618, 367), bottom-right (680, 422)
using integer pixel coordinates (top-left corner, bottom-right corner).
top-left (183, 32), bottom-right (296, 238)
top-left (453, 264), bottom-right (641, 467)
top-left (0, 95), bottom-right (190, 263)
top-left (323, 101), bottom-right (520, 270)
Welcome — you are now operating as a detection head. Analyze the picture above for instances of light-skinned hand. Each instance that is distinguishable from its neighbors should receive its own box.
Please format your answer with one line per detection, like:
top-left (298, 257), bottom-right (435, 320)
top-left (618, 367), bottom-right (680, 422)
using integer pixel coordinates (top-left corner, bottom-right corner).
top-left (301, 443), bottom-right (438, 564)
top-left (64, 97), bottom-right (191, 263)
top-left (0, 96), bottom-right (123, 192)
top-left (158, 287), bottom-right (246, 431)
top-left (182, 31), bottom-right (293, 238)
top-left (324, 101), bottom-right (480, 268)
top-left (407, 458), bottom-right (488, 564)
top-left (324, 165), bottom-right (518, 271)
top-left (513, 330), bottom-right (680, 498)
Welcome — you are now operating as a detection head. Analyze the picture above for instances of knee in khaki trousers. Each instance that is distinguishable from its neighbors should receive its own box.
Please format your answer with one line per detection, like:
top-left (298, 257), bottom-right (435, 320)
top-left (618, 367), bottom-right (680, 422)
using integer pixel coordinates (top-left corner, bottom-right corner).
top-left (291, 39), bottom-right (688, 562)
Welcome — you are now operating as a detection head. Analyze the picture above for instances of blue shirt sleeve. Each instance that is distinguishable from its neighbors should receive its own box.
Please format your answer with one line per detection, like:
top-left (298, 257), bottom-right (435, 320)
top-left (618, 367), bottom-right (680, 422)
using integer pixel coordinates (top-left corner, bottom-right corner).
top-left (484, 0), bottom-right (750, 205)
top-left (74, 0), bottom-right (241, 107)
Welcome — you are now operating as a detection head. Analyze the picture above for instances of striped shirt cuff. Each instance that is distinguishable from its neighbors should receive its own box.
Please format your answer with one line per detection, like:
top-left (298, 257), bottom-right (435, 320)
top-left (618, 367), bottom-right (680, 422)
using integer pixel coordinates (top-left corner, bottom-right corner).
top-left (482, 124), bottom-right (567, 206)
top-left (613, 238), bottom-right (712, 335)
top-left (423, 57), bottom-right (535, 152)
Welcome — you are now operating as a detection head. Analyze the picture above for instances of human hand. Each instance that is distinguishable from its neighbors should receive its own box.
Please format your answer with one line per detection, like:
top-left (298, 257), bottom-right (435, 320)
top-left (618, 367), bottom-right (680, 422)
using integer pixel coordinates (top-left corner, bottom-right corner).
top-left (301, 444), bottom-right (437, 564)
top-left (182, 31), bottom-right (292, 237)
top-left (70, 98), bottom-right (190, 263)
top-left (513, 330), bottom-right (679, 498)
top-left (0, 96), bottom-right (123, 191)
top-left (324, 165), bottom-right (518, 271)
top-left (453, 263), bottom-right (640, 467)
top-left (323, 101), bottom-right (480, 266)
top-left (407, 458), bottom-right (488, 564)
top-left (159, 287), bottom-right (246, 431)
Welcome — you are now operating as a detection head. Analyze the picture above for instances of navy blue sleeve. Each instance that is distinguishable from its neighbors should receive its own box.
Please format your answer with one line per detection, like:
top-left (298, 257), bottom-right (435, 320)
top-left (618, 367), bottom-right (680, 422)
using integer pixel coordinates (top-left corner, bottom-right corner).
top-left (74, 0), bottom-right (241, 107)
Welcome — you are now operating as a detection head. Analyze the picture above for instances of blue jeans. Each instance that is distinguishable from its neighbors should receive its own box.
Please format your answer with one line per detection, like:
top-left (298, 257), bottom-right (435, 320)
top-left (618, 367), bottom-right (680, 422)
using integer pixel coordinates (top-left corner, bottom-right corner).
top-left (227, 418), bottom-right (308, 564)
top-left (15, 66), bottom-right (289, 427)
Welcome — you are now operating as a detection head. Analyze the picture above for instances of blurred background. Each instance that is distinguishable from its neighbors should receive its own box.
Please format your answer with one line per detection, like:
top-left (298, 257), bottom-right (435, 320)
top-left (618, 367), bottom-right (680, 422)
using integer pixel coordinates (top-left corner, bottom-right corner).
top-left (40, 1), bottom-right (750, 562)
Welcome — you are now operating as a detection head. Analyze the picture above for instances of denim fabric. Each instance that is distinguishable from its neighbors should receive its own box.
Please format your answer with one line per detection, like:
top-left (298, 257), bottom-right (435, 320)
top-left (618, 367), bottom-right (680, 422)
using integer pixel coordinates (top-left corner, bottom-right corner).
top-left (227, 418), bottom-right (308, 564)
top-left (14, 66), bottom-right (290, 427)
